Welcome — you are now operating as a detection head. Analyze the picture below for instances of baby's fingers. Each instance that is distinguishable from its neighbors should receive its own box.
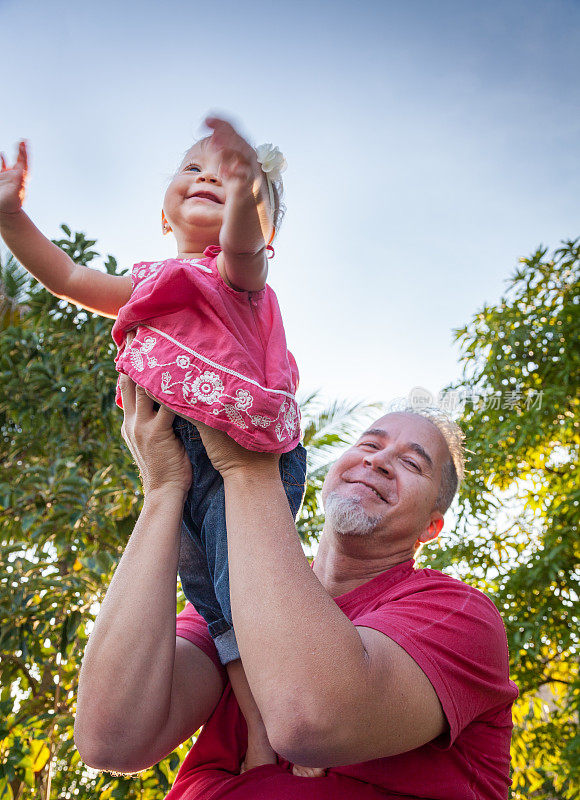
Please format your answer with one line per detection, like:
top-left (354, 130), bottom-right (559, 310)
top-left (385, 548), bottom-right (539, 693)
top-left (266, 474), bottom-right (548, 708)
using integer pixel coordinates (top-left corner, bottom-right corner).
top-left (0, 141), bottom-right (28, 173)
top-left (17, 140), bottom-right (28, 171)
top-left (206, 117), bottom-right (251, 154)
top-left (205, 115), bottom-right (237, 138)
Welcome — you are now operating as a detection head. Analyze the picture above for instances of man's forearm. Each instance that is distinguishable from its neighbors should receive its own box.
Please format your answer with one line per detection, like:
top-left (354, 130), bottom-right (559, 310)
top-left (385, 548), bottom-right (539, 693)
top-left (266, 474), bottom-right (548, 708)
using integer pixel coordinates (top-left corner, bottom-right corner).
top-left (223, 470), bottom-right (368, 753)
top-left (75, 488), bottom-right (185, 758)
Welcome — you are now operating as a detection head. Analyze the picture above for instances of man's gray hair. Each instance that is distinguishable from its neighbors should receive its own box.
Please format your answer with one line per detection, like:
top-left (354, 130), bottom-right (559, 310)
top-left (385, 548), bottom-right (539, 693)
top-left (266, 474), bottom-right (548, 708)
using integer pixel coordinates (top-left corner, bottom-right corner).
top-left (390, 403), bottom-right (465, 514)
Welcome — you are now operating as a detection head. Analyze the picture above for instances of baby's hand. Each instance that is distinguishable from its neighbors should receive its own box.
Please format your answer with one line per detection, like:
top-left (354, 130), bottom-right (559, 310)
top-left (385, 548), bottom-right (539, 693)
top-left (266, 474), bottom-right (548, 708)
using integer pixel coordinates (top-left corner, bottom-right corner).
top-left (0, 141), bottom-right (28, 214)
top-left (205, 117), bottom-right (261, 193)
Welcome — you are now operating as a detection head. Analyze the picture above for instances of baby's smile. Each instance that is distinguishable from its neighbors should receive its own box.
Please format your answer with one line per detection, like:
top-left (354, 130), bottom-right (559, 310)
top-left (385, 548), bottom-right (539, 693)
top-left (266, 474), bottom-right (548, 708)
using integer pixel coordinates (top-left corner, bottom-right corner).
top-left (188, 190), bottom-right (224, 204)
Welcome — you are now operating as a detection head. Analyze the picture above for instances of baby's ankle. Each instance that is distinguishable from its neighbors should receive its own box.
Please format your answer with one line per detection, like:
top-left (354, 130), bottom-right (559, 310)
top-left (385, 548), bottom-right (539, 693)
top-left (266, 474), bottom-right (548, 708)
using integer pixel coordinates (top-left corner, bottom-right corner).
top-left (241, 729), bottom-right (277, 773)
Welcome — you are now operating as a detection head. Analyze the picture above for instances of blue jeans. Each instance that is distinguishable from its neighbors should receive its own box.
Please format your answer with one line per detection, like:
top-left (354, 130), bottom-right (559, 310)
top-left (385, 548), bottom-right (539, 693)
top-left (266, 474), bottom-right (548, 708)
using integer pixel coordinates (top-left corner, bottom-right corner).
top-left (173, 416), bottom-right (307, 664)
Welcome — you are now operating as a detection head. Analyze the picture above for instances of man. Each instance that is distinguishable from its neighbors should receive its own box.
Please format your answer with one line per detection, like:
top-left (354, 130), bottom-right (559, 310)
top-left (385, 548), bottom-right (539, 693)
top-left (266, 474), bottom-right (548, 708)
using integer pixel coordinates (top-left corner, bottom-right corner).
top-left (75, 377), bottom-right (518, 799)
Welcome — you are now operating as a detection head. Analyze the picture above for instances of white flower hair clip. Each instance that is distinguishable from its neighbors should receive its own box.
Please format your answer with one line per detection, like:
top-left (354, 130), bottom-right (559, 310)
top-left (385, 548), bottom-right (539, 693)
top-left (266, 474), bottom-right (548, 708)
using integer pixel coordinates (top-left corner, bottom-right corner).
top-left (256, 144), bottom-right (286, 222)
top-left (255, 143), bottom-right (287, 183)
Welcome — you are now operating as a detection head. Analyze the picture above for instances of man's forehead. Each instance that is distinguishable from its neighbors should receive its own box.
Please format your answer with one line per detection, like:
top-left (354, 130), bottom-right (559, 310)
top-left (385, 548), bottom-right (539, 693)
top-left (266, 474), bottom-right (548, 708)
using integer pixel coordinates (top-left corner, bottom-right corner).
top-left (360, 412), bottom-right (448, 460)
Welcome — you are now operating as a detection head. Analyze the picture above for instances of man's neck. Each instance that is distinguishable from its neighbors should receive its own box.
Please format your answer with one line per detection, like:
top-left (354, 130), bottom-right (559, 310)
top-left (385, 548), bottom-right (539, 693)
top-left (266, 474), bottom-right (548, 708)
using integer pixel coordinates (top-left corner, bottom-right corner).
top-left (312, 529), bottom-right (414, 598)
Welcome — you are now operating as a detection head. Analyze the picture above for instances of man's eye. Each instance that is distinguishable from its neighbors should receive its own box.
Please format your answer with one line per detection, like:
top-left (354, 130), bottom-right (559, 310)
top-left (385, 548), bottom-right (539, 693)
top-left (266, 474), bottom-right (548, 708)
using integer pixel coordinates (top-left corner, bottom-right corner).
top-left (403, 458), bottom-right (420, 471)
top-left (360, 441), bottom-right (378, 449)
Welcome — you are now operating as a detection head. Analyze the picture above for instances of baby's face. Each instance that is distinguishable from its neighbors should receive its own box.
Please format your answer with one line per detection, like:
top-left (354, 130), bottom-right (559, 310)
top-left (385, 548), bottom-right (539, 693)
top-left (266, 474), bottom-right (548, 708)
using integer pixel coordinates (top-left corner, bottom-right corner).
top-left (163, 141), bottom-right (225, 245)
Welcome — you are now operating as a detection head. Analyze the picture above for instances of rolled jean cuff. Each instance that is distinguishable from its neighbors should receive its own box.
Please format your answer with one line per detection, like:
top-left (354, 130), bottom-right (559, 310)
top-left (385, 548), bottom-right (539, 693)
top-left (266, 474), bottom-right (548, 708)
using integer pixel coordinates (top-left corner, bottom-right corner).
top-left (212, 627), bottom-right (240, 664)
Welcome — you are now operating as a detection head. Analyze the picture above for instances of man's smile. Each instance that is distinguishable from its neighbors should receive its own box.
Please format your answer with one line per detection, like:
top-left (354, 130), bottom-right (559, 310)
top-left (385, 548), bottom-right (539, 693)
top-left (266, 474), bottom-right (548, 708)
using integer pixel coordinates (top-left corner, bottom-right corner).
top-left (345, 479), bottom-right (389, 504)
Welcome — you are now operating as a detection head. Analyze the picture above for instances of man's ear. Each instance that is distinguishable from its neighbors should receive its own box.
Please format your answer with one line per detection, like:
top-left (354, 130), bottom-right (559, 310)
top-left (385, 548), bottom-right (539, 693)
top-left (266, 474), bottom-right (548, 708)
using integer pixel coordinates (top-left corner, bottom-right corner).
top-left (161, 210), bottom-right (172, 235)
top-left (416, 512), bottom-right (444, 547)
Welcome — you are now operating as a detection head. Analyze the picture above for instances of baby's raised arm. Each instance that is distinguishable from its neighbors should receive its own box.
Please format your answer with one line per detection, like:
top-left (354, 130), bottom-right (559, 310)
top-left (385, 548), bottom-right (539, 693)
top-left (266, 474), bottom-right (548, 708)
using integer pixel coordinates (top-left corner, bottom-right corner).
top-left (206, 118), bottom-right (272, 293)
top-left (0, 142), bottom-right (131, 318)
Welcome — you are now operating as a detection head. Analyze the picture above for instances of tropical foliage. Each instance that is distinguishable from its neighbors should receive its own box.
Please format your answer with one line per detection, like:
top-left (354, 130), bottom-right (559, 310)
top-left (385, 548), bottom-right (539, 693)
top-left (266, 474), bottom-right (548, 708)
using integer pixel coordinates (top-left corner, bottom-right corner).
top-left (419, 239), bottom-right (579, 798)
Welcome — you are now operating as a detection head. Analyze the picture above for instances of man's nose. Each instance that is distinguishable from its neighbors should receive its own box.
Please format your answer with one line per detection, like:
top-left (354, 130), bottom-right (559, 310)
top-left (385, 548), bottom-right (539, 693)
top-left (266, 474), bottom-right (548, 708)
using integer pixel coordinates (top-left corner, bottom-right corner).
top-left (363, 450), bottom-right (392, 476)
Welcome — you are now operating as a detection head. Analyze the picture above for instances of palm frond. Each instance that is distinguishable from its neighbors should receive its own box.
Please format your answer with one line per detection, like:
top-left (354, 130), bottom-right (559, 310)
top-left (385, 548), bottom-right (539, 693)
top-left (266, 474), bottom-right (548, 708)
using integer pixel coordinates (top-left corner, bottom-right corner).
top-left (0, 249), bottom-right (34, 328)
top-left (300, 392), bottom-right (382, 473)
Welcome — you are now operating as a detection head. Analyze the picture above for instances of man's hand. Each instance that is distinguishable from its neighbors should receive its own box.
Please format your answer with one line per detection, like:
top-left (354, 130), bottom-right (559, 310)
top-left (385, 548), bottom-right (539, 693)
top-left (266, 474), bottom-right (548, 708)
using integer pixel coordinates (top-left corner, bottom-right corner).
top-left (119, 374), bottom-right (191, 496)
top-left (194, 418), bottom-right (279, 481)
top-left (0, 140), bottom-right (28, 214)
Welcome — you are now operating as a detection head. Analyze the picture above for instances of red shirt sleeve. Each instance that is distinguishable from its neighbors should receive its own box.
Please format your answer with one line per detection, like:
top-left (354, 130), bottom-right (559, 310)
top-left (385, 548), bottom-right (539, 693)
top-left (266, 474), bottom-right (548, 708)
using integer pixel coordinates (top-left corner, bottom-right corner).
top-left (354, 572), bottom-right (517, 746)
top-left (176, 603), bottom-right (227, 682)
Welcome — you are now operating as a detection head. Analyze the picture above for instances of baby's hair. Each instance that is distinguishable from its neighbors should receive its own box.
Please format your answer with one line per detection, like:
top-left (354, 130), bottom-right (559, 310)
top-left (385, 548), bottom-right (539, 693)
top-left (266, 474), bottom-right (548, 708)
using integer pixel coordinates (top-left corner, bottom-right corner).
top-left (267, 177), bottom-right (286, 235)
top-left (178, 136), bottom-right (286, 237)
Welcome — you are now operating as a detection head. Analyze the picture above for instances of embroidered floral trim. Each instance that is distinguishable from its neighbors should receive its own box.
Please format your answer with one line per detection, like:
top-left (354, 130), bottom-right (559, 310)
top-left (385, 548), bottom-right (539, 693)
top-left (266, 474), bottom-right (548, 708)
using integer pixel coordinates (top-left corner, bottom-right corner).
top-left (131, 262), bottom-right (166, 291)
top-left (251, 414), bottom-right (273, 429)
top-left (122, 332), bottom-right (300, 441)
top-left (235, 389), bottom-right (253, 410)
top-left (224, 404), bottom-right (248, 429)
top-left (145, 324), bottom-right (295, 401)
top-left (188, 371), bottom-right (224, 405)
top-left (179, 258), bottom-right (212, 273)
top-left (161, 372), bottom-right (173, 394)
top-left (131, 258), bottom-right (212, 292)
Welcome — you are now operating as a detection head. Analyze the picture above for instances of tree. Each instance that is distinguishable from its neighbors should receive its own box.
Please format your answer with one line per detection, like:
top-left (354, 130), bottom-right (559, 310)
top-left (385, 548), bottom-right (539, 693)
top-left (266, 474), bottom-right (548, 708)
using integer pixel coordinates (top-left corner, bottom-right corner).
top-left (0, 229), bottom-right (374, 798)
top-left (0, 251), bottom-right (30, 329)
top-left (419, 239), bottom-right (579, 799)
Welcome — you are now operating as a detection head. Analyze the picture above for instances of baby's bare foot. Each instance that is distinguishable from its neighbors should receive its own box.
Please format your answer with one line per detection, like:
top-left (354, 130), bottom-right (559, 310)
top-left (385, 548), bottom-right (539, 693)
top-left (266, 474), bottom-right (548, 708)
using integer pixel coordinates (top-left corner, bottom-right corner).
top-left (292, 764), bottom-right (327, 777)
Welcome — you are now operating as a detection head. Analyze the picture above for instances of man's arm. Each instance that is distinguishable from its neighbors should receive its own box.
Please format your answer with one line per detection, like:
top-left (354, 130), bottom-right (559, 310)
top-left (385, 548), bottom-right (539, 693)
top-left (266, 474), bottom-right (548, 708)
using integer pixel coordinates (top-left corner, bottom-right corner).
top-left (196, 427), bottom-right (446, 768)
top-left (74, 378), bottom-right (223, 773)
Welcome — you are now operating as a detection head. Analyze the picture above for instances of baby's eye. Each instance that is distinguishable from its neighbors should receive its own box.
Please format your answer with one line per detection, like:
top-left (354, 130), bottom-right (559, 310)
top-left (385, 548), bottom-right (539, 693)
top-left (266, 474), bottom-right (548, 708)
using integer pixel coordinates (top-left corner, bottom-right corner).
top-left (184, 163), bottom-right (201, 173)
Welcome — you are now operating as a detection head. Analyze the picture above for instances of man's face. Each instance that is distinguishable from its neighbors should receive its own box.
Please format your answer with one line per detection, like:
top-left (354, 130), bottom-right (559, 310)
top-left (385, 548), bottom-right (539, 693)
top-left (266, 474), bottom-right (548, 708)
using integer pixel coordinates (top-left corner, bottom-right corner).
top-left (321, 413), bottom-right (449, 547)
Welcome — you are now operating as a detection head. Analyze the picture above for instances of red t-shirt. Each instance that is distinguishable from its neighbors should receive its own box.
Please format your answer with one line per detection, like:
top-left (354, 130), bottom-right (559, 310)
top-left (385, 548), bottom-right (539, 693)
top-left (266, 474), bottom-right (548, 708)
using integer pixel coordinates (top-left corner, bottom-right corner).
top-left (169, 560), bottom-right (518, 800)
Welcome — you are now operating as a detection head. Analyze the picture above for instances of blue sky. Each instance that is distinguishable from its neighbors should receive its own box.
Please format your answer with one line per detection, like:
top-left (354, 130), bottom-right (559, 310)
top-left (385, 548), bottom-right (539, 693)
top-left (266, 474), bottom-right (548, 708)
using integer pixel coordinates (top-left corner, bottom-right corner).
top-left (2, 0), bottom-right (579, 408)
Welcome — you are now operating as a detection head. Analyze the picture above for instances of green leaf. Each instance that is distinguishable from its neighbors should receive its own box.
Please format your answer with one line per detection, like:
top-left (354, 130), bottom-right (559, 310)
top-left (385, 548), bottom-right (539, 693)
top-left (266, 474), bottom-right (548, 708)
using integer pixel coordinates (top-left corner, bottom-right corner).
top-left (0, 778), bottom-right (14, 800)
